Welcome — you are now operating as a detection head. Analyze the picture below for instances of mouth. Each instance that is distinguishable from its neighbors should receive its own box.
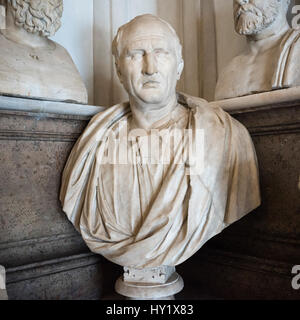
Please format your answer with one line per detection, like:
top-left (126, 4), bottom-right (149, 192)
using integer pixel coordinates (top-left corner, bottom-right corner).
top-left (142, 81), bottom-right (160, 88)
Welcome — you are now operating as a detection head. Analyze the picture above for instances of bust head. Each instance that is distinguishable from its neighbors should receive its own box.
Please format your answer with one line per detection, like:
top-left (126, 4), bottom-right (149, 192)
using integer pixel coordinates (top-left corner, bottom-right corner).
top-left (2, 0), bottom-right (63, 37)
top-left (233, 0), bottom-right (290, 36)
top-left (112, 14), bottom-right (184, 107)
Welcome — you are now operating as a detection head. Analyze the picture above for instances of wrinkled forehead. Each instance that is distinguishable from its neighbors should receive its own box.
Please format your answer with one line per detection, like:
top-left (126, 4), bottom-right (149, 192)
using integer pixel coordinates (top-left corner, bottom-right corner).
top-left (120, 19), bottom-right (177, 52)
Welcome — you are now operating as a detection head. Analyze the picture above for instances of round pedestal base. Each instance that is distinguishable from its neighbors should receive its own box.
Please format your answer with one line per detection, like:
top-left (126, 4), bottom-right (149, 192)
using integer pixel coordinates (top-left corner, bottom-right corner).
top-left (115, 272), bottom-right (184, 300)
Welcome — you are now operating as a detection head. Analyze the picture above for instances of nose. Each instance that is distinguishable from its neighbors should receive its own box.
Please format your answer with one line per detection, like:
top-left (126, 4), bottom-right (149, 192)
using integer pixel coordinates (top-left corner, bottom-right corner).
top-left (143, 53), bottom-right (158, 75)
top-left (234, 0), bottom-right (248, 5)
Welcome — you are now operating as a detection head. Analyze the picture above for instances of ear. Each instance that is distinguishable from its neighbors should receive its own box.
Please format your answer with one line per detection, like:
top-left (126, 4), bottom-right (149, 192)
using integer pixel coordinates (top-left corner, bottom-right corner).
top-left (176, 59), bottom-right (184, 80)
top-left (115, 62), bottom-right (123, 84)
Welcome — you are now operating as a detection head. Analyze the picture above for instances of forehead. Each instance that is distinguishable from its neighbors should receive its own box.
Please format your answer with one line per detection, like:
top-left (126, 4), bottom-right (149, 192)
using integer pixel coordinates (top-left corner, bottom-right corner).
top-left (124, 36), bottom-right (175, 52)
top-left (120, 19), bottom-right (177, 51)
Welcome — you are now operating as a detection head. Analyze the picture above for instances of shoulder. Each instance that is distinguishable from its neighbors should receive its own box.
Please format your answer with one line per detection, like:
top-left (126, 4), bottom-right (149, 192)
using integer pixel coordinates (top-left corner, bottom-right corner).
top-left (50, 40), bottom-right (73, 58)
top-left (88, 102), bottom-right (130, 128)
top-left (178, 92), bottom-right (231, 127)
top-left (178, 92), bottom-right (249, 135)
top-left (215, 54), bottom-right (249, 100)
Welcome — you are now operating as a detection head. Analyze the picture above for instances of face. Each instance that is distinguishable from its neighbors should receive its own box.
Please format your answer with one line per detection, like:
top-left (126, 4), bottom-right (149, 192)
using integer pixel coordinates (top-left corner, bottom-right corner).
top-left (233, 0), bottom-right (282, 35)
top-left (116, 20), bottom-right (183, 107)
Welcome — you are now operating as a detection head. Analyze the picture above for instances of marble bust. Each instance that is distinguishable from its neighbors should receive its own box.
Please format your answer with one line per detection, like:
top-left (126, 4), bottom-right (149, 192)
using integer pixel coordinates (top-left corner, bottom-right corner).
top-left (0, 0), bottom-right (87, 103)
top-left (60, 14), bottom-right (260, 297)
top-left (215, 0), bottom-right (300, 100)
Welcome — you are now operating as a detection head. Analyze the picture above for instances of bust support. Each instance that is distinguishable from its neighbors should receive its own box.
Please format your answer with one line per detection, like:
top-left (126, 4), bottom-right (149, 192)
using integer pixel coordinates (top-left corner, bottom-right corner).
top-left (115, 266), bottom-right (184, 300)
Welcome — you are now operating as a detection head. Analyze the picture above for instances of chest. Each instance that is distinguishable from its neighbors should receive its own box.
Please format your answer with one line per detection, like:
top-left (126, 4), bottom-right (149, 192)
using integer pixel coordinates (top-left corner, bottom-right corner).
top-left (217, 47), bottom-right (280, 99)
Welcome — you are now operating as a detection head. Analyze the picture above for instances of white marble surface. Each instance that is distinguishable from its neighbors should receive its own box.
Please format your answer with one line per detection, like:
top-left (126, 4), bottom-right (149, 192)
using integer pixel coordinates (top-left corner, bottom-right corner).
top-left (115, 272), bottom-right (184, 300)
top-left (0, 95), bottom-right (104, 116)
top-left (123, 266), bottom-right (175, 284)
top-left (213, 86), bottom-right (300, 113)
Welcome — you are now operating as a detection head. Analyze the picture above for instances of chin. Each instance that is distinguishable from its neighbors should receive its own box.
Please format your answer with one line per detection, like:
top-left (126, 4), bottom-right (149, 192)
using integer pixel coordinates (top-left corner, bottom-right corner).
top-left (236, 22), bottom-right (262, 36)
top-left (137, 90), bottom-right (167, 105)
top-left (139, 97), bottom-right (165, 105)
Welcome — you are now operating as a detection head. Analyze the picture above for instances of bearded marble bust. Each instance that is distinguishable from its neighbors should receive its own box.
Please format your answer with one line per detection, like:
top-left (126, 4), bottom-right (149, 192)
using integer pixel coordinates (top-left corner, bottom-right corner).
top-left (215, 0), bottom-right (300, 100)
top-left (0, 0), bottom-right (87, 103)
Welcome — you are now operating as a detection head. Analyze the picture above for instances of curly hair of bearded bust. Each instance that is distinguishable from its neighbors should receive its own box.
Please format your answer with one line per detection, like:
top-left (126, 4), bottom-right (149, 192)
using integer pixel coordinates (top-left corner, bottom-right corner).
top-left (7, 0), bottom-right (63, 37)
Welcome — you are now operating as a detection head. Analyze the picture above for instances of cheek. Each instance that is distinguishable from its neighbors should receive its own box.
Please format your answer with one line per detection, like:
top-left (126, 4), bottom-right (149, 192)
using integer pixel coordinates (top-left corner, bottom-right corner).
top-left (158, 57), bottom-right (177, 73)
top-left (121, 66), bottom-right (137, 84)
top-left (168, 62), bottom-right (180, 80)
top-left (128, 63), bottom-right (143, 79)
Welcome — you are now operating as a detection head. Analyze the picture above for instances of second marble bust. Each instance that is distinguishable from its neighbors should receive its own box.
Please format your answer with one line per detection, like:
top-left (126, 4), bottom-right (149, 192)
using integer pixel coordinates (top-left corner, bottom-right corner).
top-left (0, 0), bottom-right (87, 104)
top-left (215, 0), bottom-right (300, 100)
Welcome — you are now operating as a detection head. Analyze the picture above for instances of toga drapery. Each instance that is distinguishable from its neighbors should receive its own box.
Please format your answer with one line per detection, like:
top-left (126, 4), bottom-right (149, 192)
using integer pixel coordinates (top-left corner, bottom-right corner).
top-left (272, 29), bottom-right (300, 88)
top-left (60, 93), bottom-right (260, 268)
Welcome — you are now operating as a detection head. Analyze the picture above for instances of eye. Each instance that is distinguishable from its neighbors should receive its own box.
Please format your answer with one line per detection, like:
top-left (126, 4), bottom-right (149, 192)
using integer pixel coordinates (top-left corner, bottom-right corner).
top-left (128, 51), bottom-right (144, 60)
top-left (154, 49), bottom-right (169, 57)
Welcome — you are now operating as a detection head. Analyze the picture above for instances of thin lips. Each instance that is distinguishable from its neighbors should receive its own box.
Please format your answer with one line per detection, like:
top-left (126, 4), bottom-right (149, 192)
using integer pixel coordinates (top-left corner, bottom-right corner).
top-left (143, 80), bottom-right (160, 85)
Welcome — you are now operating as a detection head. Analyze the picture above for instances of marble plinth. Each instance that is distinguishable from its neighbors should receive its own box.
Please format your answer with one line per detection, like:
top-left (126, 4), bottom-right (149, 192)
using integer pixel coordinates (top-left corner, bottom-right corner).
top-left (0, 265), bottom-right (8, 300)
top-left (115, 271), bottom-right (184, 300)
top-left (123, 266), bottom-right (175, 284)
top-left (213, 86), bottom-right (300, 113)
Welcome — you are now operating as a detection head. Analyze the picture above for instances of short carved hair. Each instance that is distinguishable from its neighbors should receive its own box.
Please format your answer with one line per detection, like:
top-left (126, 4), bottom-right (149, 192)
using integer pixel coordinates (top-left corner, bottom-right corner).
top-left (6, 0), bottom-right (63, 37)
top-left (112, 14), bottom-right (183, 67)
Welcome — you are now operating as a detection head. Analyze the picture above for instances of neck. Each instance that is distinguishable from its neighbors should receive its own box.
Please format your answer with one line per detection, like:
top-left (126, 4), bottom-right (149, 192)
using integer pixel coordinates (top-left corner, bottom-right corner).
top-left (1, 6), bottom-right (52, 49)
top-left (246, 18), bottom-right (290, 54)
top-left (129, 94), bottom-right (178, 130)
